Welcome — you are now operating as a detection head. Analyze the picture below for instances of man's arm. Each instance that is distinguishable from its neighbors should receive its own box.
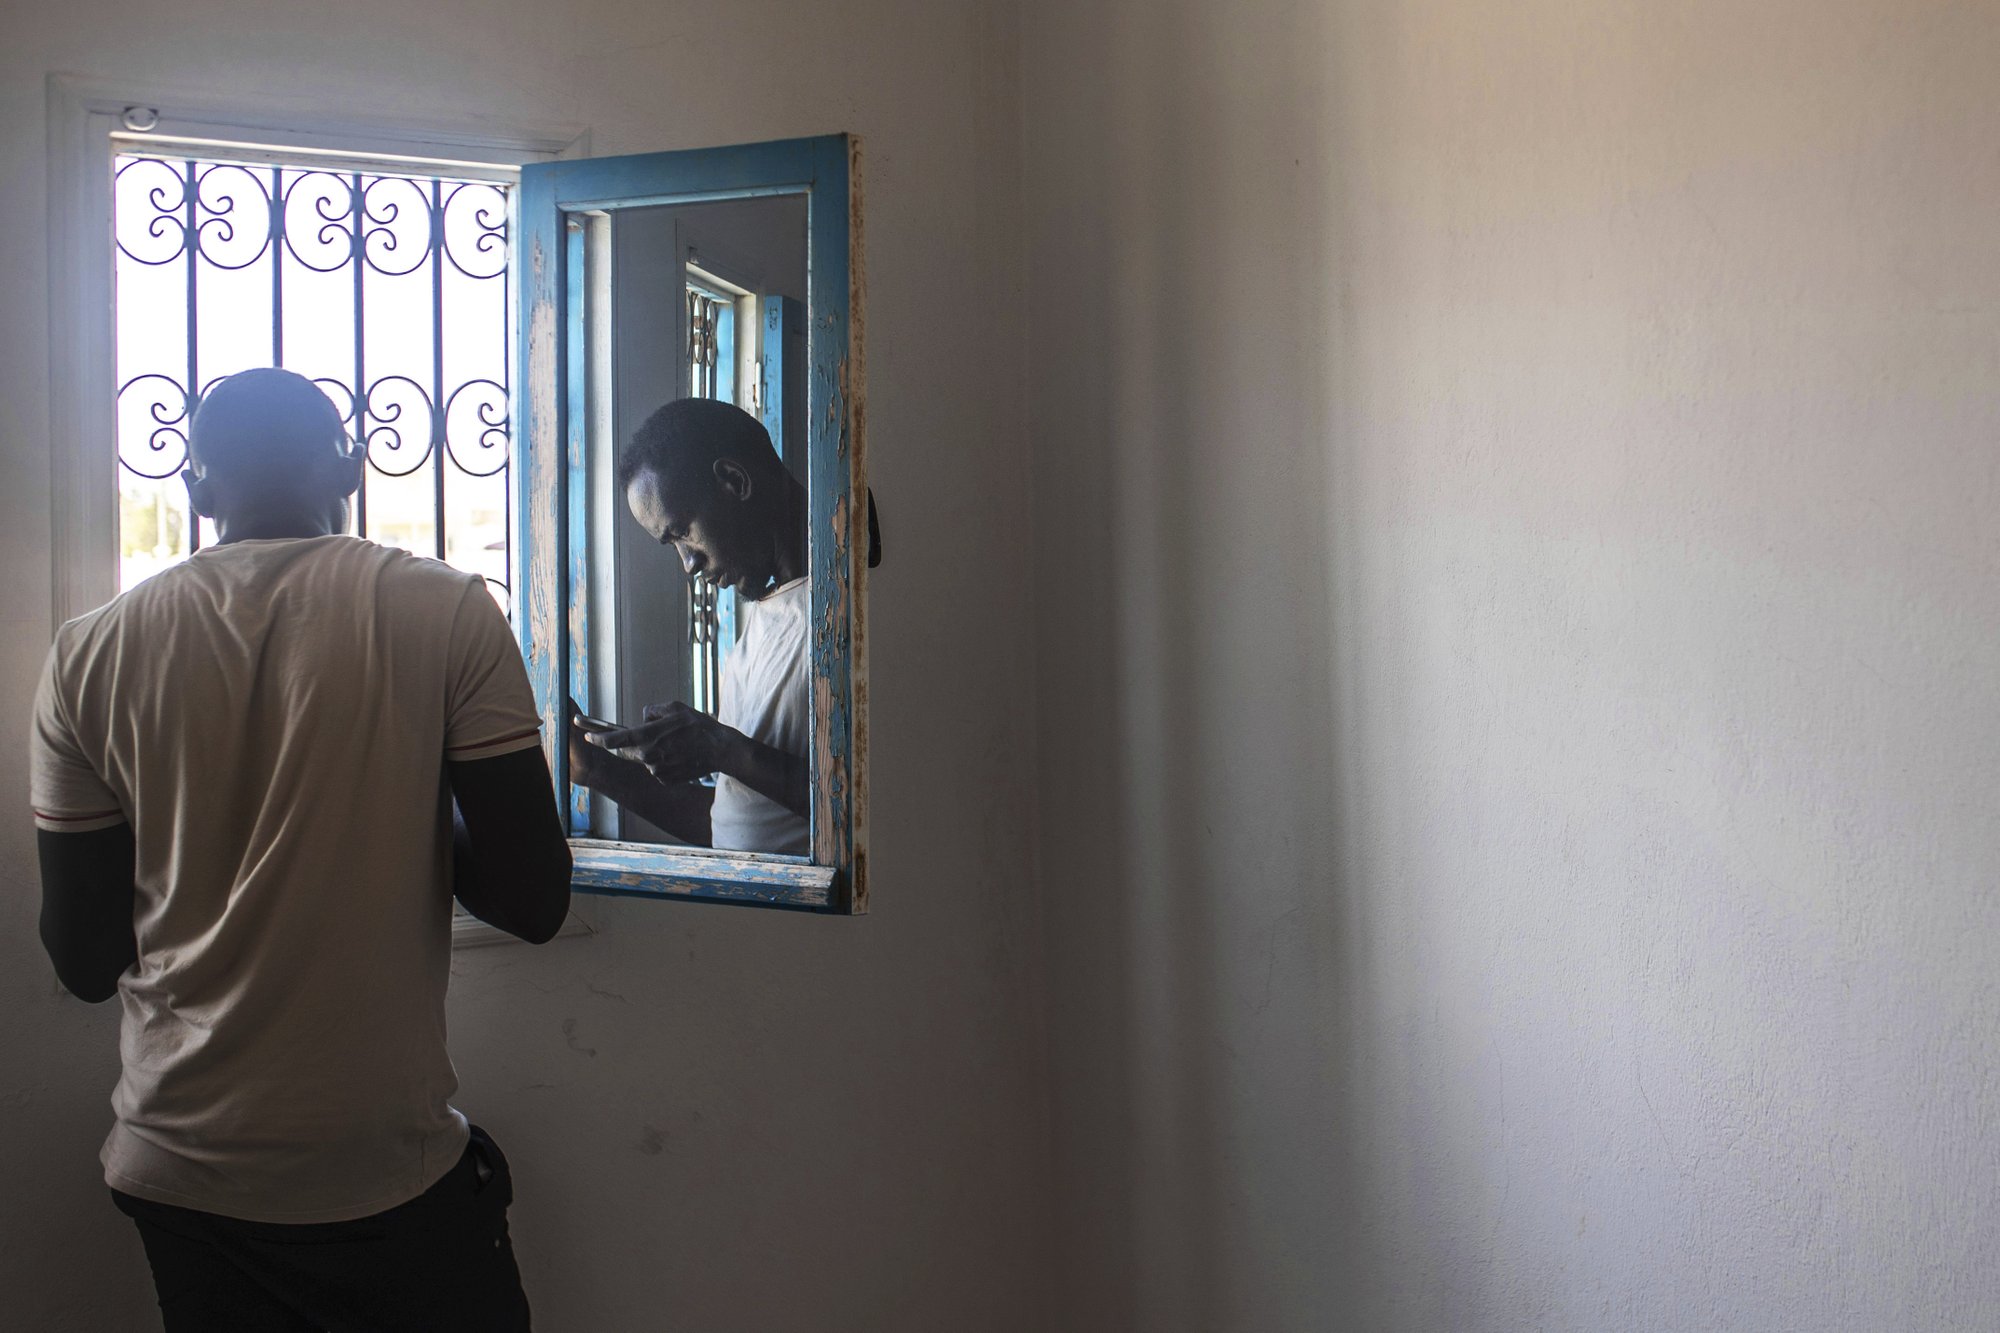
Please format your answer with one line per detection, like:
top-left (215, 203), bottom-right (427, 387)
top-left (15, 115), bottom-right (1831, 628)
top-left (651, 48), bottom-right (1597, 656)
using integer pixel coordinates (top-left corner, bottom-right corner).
top-left (594, 764), bottom-right (717, 845)
top-left (569, 730), bottom-right (716, 845)
top-left (447, 746), bottom-right (573, 943)
top-left (715, 731), bottom-right (810, 820)
top-left (590, 702), bottom-right (809, 820)
top-left (37, 824), bottom-right (139, 1003)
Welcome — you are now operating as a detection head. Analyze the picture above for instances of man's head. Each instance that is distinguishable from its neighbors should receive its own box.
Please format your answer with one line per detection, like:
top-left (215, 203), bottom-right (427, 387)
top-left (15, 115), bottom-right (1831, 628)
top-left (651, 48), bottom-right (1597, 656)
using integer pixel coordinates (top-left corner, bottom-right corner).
top-left (183, 369), bottom-right (362, 541)
top-left (617, 398), bottom-right (804, 598)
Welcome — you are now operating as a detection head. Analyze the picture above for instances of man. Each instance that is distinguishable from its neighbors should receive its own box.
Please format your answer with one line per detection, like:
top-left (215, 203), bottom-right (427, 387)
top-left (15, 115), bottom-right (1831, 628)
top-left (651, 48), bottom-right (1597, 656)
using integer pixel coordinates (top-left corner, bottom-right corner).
top-left (30, 368), bottom-right (573, 1331)
top-left (568, 398), bottom-right (811, 855)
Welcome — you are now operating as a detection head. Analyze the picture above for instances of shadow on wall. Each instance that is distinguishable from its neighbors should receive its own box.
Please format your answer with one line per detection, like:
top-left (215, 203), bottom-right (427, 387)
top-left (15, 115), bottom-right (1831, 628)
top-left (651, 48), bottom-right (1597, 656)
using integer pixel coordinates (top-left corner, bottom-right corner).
top-left (1029, 1), bottom-right (1355, 1328)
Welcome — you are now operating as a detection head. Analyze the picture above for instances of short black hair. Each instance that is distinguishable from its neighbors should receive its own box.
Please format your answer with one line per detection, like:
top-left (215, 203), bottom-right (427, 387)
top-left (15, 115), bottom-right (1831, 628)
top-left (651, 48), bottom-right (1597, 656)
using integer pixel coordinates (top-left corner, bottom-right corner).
top-left (617, 398), bottom-right (781, 496)
top-left (189, 369), bottom-right (348, 481)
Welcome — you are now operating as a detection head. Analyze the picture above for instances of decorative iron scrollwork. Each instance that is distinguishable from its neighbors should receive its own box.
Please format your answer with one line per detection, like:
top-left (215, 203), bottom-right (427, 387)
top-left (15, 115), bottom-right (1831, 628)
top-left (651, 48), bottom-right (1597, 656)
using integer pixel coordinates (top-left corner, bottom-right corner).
top-left (113, 153), bottom-right (513, 582)
top-left (282, 172), bottom-right (359, 273)
top-left (443, 378), bottom-right (511, 477)
top-left (441, 183), bottom-right (508, 280)
top-left (115, 373), bottom-right (194, 479)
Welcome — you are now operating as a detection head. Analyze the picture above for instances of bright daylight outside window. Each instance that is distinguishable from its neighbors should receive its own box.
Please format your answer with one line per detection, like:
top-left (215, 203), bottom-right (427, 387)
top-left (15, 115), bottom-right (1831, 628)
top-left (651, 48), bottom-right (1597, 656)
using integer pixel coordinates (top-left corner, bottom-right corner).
top-left (112, 150), bottom-right (514, 603)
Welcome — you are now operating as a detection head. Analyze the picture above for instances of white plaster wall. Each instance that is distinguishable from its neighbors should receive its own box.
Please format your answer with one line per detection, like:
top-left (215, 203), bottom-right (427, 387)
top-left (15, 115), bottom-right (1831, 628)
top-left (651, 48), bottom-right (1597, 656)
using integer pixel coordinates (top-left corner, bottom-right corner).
top-left (1022, 0), bottom-right (2000, 1329)
top-left (0, 2), bottom-right (1046, 1329)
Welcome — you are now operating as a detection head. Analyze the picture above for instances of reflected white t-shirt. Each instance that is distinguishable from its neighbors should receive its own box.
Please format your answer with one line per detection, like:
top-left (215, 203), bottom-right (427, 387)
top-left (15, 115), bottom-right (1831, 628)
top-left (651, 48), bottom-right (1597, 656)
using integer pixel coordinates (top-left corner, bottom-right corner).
top-left (712, 575), bottom-right (810, 855)
top-left (28, 536), bottom-right (543, 1223)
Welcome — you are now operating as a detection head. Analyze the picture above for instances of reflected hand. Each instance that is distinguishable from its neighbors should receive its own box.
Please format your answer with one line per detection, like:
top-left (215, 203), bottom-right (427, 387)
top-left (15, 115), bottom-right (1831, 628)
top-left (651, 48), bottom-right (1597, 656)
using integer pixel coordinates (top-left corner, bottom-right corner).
top-left (591, 702), bottom-right (740, 786)
top-left (566, 694), bottom-right (639, 792)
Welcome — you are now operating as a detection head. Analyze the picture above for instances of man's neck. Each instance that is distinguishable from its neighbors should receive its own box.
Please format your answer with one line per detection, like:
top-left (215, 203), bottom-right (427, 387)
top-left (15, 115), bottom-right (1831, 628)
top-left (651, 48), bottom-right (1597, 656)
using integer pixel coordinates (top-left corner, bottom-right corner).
top-left (213, 511), bottom-right (343, 544)
top-left (767, 484), bottom-right (808, 586)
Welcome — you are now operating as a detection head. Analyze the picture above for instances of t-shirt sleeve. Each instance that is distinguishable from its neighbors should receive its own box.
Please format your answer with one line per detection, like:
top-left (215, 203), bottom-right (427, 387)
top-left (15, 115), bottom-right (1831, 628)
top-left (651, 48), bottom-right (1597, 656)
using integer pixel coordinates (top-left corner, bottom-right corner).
top-left (443, 582), bottom-right (545, 762)
top-left (28, 642), bottom-right (127, 833)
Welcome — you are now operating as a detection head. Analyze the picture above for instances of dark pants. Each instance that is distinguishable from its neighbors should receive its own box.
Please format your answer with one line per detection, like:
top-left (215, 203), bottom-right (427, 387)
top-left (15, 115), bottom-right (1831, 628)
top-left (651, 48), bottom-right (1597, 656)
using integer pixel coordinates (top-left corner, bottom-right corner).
top-left (112, 1124), bottom-right (531, 1332)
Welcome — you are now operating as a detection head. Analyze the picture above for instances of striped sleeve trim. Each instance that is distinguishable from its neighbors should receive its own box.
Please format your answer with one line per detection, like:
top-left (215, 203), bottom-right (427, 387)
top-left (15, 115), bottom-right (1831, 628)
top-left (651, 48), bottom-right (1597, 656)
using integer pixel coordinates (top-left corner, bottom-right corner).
top-left (33, 808), bottom-right (128, 833)
top-left (445, 726), bottom-right (544, 761)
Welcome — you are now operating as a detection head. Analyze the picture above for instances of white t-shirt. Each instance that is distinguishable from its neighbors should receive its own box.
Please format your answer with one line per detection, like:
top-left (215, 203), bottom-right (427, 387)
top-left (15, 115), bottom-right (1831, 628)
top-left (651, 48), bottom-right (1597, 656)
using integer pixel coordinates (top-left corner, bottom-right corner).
top-left (28, 536), bottom-right (543, 1224)
top-left (711, 575), bottom-right (810, 855)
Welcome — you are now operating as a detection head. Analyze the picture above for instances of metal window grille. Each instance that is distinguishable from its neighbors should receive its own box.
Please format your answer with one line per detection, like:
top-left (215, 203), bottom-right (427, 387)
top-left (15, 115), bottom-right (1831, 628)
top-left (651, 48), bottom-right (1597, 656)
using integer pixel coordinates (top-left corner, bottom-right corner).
top-left (112, 152), bottom-right (513, 602)
top-left (685, 281), bottom-right (735, 713)
top-left (689, 576), bottom-right (723, 716)
top-left (688, 288), bottom-right (726, 401)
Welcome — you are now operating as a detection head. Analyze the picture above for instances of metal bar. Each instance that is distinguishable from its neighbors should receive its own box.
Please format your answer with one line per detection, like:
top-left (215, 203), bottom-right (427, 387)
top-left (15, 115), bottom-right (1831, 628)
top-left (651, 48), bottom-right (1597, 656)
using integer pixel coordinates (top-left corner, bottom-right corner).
top-left (501, 193), bottom-right (513, 597)
top-left (686, 289), bottom-right (699, 397)
top-left (185, 159), bottom-right (201, 555)
top-left (704, 579), bottom-right (717, 713)
top-left (270, 165), bottom-right (283, 365)
top-left (351, 172), bottom-right (367, 538)
top-left (431, 176), bottom-right (446, 561)
top-left (702, 293), bottom-right (724, 707)
top-left (694, 584), bottom-right (703, 715)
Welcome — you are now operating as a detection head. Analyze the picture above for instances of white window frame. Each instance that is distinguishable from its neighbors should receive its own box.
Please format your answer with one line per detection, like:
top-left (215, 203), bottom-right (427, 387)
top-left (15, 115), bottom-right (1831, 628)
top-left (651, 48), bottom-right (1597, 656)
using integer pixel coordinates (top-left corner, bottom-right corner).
top-left (44, 74), bottom-right (593, 947)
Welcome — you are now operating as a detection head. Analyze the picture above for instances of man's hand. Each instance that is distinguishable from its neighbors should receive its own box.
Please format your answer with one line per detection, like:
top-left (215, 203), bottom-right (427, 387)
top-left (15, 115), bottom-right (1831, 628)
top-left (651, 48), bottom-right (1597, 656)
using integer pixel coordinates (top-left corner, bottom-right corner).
top-left (591, 701), bottom-right (743, 786)
top-left (567, 695), bottom-right (637, 792)
top-left (560, 696), bottom-right (719, 845)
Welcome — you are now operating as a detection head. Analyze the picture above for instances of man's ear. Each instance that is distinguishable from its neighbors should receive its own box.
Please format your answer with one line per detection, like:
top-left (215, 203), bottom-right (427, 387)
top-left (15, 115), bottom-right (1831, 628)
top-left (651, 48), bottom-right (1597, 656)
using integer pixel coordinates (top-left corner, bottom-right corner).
top-left (320, 442), bottom-right (365, 499)
top-left (712, 456), bottom-right (753, 502)
top-left (181, 467), bottom-right (216, 519)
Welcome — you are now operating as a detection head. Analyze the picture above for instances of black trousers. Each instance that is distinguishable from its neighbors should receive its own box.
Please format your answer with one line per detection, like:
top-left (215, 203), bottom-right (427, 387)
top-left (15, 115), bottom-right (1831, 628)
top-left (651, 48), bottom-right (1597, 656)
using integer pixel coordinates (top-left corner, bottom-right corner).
top-left (112, 1125), bottom-right (531, 1332)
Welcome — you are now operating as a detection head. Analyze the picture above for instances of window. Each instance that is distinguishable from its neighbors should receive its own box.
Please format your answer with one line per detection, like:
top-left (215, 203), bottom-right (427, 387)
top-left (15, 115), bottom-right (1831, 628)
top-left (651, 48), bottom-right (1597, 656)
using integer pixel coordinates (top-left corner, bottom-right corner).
top-left (47, 76), bottom-right (579, 626)
top-left (53, 85), bottom-right (868, 912)
top-left (111, 150), bottom-right (514, 605)
top-left (524, 137), bottom-right (866, 908)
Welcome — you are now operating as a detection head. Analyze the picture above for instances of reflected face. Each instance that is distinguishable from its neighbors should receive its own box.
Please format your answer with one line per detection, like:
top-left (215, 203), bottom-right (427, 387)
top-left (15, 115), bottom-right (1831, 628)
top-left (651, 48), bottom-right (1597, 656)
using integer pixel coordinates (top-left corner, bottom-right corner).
top-left (625, 463), bottom-right (771, 596)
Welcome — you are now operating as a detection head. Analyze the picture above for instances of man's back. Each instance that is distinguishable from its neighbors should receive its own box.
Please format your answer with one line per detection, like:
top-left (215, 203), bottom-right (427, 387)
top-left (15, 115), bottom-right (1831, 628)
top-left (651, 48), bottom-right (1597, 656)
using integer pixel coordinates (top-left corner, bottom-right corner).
top-left (31, 535), bottom-right (542, 1223)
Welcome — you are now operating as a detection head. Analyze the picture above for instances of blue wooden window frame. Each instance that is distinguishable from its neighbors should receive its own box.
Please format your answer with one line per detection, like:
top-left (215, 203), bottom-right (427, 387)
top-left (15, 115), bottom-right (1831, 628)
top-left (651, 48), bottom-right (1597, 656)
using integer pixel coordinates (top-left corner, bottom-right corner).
top-left (516, 135), bottom-right (866, 912)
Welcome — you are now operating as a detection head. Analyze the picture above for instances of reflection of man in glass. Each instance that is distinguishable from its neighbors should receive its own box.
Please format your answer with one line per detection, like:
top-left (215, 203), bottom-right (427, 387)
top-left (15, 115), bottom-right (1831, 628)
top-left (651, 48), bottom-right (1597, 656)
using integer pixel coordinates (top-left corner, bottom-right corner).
top-left (568, 398), bottom-right (811, 854)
